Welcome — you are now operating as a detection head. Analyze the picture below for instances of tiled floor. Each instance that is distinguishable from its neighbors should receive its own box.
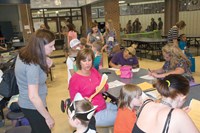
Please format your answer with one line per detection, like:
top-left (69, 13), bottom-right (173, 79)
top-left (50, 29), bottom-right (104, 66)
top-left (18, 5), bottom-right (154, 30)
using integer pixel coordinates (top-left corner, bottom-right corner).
top-left (0, 50), bottom-right (199, 133)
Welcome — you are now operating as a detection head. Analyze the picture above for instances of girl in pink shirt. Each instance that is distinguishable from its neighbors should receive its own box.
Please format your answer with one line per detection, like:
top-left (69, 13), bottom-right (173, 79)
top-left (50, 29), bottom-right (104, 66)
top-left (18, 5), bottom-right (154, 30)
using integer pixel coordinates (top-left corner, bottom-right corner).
top-left (69, 48), bottom-right (117, 126)
top-left (67, 23), bottom-right (77, 48)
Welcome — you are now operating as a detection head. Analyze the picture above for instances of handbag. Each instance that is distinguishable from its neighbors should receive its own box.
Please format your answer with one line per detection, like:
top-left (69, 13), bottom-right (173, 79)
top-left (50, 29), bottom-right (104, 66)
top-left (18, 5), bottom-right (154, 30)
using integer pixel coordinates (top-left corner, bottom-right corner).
top-left (0, 56), bottom-right (19, 98)
top-left (120, 66), bottom-right (133, 79)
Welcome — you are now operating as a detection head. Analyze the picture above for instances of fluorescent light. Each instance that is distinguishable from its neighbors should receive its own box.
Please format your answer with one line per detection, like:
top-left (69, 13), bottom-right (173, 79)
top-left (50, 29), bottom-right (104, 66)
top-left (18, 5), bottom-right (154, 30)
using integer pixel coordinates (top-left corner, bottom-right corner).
top-left (119, 1), bottom-right (125, 4)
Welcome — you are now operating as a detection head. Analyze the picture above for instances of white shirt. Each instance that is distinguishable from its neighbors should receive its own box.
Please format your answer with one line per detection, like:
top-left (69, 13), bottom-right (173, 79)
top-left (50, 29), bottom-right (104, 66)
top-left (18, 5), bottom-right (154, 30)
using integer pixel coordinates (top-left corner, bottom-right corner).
top-left (66, 57), bottom-right (75, 84)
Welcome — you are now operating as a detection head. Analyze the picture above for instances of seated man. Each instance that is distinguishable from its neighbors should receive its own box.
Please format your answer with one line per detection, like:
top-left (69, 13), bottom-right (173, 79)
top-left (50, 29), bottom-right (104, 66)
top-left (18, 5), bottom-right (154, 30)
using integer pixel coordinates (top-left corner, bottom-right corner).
top-left (109, 44), bottom-right (139, 69)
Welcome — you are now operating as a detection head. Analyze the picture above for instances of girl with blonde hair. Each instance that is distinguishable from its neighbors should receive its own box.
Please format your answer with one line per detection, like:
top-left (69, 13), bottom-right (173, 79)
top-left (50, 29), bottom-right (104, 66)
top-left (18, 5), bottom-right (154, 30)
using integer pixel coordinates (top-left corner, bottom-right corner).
top-left (114, 84), bottom-right (142, 133)
top-left (102, 19), bottom-right (119, 56)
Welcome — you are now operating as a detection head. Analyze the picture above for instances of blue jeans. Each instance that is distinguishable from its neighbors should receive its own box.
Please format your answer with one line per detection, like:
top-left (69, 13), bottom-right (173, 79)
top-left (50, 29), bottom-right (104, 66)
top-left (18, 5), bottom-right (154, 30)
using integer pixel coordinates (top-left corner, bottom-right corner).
top-left (95, 102), bottom-right (117, 126)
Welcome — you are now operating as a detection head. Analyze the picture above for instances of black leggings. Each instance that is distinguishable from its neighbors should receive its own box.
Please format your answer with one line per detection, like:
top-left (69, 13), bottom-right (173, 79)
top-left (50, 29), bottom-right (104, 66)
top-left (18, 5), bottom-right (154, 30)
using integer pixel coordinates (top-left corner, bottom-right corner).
top-left (21, 108), bottom-right (51, 133)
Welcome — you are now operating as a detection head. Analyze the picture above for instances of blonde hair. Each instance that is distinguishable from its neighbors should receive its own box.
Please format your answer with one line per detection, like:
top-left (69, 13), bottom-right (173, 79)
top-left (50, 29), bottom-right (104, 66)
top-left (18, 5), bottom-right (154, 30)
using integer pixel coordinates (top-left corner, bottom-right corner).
top-left (175, 20), bottom-right (186, 30)
top-left (118, 84), bottom-right (142, 109)
top-left (126, 44), bottom-right (137, 56)
top-left (162, 44), bottom-right (190, 69)
top-left (105, 19), bottom-right (115, 35)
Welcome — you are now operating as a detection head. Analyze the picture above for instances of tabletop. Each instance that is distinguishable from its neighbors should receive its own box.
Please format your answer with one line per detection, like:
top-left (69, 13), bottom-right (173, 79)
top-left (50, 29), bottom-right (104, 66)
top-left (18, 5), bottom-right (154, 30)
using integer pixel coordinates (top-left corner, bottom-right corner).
top-left (100, 68), bottom-right (200, 107)
top-left (100, 68), bottom-right (155, 99)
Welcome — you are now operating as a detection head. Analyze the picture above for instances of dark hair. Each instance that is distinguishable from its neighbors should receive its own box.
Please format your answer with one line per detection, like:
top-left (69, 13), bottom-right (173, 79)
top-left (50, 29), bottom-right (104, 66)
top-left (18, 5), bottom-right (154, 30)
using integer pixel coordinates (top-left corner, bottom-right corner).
top-left (153, 74), bottom-right (189, 99)
top-left (19, 29), bottom-right (55, 73)
top-left (76, 48), bottom-right (95, 70)
top-left (67, 23), bottom-right (75, 31)
top-left (179, 34), bottom-right (186, 40)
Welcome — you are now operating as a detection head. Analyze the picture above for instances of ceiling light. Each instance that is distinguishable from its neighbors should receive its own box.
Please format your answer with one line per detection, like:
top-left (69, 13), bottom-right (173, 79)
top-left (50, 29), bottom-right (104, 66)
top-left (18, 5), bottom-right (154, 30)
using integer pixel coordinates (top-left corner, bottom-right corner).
top-left (119, 1), bottom-right (125, 4)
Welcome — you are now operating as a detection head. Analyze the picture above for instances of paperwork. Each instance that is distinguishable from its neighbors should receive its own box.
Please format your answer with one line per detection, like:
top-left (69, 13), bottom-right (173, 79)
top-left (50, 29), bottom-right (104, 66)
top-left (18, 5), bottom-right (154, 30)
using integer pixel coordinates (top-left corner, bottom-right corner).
top-left (137, 82), bottom-right (154, 91)
top-left (108, 80), bottom-right (125, 89)
top-left (89, 74), bottom-right (108, 101)
top-left (188, 99), bottom-right (200, 130)
top-left (132, 68), bottom-right (140, 72)
top-left (140, 75), bottom-right (155, 80)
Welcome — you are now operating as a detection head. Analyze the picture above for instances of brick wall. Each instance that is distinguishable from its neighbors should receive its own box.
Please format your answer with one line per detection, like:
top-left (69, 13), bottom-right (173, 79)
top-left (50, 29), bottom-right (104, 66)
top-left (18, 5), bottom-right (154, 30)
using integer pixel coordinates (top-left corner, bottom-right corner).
top-left (104, 0), bottom-right (120, 44)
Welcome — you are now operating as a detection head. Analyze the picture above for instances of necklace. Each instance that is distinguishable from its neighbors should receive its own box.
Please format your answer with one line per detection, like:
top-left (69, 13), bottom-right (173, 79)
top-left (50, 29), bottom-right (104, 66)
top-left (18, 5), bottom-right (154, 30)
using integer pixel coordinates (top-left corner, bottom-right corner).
top-left (161, 100), bottom-right (172, 107)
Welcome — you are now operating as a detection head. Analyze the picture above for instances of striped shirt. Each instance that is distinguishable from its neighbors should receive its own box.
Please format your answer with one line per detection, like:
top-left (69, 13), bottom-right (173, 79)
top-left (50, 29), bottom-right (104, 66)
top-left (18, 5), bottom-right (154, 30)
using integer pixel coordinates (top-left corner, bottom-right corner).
top-left (167, 26), bottom-right (178, 43)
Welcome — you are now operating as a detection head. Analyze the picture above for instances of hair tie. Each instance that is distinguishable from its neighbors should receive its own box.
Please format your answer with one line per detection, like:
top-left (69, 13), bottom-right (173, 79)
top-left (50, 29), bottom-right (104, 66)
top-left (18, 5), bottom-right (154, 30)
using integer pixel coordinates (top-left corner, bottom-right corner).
top-left (166, 80), bottom-right (170, 87)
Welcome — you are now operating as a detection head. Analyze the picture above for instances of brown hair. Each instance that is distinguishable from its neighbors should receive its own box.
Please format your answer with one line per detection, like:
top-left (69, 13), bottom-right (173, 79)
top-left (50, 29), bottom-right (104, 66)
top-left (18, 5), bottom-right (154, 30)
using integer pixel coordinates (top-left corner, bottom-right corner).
top-left (19, 29), bottom-right (55, 73)
top-left (73, 100), bottom-right (94, 127)
top-left (153, 74), bottom-right (189, 99)
top-left (162, 43), bottom-right (191, 69)
top-left (67, 23), bottom-right (75, 31)
top-left (90, 22), bottom-right (98, 29)
top-left (118, 84), bottom-right (142, 109)
top-left (80, 37), bottom-right (87, 46)
top-left (93, 41), bottom-right (103, 52)
top-left (175, 20), bottom-right (186, 30)
top-left (76, 48), bottom-right (95, 70)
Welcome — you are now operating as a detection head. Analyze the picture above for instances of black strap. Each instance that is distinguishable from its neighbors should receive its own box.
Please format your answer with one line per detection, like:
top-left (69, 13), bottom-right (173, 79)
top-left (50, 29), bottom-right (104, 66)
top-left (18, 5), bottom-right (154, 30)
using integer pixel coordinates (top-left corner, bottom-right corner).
top-left (137, 99), bottom-right (154, 118)
top-left (162, 108), bottom-right (174, 133)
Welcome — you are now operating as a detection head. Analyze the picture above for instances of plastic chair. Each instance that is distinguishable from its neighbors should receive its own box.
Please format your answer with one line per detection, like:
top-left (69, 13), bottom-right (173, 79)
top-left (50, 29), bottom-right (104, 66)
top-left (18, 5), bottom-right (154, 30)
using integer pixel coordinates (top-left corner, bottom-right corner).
top-left (6, 111), bottom-right (25, 126)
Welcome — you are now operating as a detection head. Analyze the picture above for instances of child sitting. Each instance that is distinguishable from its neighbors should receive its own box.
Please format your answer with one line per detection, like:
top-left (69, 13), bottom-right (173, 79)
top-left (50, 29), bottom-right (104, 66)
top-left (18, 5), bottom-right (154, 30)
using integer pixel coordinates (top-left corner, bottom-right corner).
top-left (67, 93), bottom-right (97, 133)
top-left (114, 84), bottom-right (142, 133)
top-left (92, 41), bottom-right (103, 70)
top-left (179, 34), bottom-right (187, 54)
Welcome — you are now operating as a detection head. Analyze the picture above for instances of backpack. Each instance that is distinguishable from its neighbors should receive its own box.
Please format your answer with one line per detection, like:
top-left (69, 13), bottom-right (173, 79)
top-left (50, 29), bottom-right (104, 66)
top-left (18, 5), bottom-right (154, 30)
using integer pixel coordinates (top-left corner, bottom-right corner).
top-left (0, 56), bottom-right (19, 98)
top-left (120, 66), bottom-right (133, 79)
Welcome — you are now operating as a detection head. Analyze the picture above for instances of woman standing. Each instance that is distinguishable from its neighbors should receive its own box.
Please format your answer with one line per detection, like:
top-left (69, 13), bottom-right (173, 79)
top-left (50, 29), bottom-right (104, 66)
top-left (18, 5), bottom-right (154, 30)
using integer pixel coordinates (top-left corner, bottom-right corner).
top-left (15, 29), bottom-right (55, 133)
top-left (67, 23), bottom-right (77, 48)
top-left (69, 48), bottom-right (117, 126)
top-left (167, 20), bottom-right (186, 46)
top-left (87, 22), bottom-right (104, 46)
top-left (102, 19), bottom-right (119, 57)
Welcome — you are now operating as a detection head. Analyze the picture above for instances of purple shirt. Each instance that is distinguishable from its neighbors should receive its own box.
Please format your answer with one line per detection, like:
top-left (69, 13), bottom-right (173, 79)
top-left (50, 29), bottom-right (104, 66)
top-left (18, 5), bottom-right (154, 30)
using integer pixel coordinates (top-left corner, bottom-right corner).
top-left (111, 51), bottom-right (139, 66)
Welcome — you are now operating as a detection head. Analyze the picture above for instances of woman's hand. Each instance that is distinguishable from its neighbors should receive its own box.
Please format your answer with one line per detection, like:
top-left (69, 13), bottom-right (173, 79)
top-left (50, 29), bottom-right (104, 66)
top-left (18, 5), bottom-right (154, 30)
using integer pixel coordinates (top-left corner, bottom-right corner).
top-left (151, 72), bottom-right (165, 78)
top-left (45, 115), bottom-right (55, 129)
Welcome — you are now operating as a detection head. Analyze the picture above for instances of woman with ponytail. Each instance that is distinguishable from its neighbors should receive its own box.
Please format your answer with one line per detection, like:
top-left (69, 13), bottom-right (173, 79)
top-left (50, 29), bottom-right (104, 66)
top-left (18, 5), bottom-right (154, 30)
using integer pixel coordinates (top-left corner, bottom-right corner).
top-left (132, 74), bottom-right (199, 133)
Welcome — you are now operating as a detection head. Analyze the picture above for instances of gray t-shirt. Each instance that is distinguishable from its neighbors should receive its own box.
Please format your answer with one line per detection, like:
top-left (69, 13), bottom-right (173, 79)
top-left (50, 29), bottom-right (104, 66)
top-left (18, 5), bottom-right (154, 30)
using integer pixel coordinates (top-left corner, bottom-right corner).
top-left (15, 56), bottom-right (47, 109)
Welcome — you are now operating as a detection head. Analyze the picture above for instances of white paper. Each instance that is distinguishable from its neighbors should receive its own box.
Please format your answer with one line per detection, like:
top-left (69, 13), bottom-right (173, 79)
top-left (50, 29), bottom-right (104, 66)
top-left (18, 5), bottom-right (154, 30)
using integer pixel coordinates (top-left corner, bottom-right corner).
top-left (108, 80), bottom-right (125, 89)
top-left (108, 68), bottom-right (119, 71)
top-left (140, 75), bottom-right (155, 80)
top-left (132, 68), bottom-right (140, 72)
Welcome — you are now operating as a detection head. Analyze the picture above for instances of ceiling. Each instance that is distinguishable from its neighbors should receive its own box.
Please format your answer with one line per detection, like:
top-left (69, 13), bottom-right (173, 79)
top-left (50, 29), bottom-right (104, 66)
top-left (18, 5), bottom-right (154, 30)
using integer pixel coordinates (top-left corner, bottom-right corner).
top-left (30, 0), bottom-right (164, 8)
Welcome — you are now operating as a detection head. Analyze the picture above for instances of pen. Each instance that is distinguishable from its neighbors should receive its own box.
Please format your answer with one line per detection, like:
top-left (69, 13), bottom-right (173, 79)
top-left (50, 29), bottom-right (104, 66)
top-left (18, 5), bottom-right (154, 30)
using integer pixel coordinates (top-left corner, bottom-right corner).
top-left (148, 68), bottom-right (152, 72)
